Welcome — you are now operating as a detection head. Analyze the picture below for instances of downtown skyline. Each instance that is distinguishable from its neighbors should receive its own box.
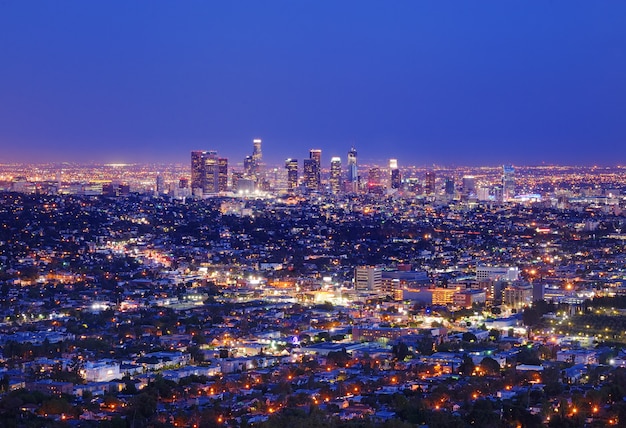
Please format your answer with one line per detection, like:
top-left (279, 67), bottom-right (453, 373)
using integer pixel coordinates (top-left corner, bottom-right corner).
top-left (1, 1), bottom-right (626, 166)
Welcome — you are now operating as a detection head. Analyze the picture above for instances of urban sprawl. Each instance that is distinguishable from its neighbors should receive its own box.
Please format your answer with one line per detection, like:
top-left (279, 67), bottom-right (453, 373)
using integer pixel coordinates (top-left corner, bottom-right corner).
top-left (2, 141), bottom-right (626, 427)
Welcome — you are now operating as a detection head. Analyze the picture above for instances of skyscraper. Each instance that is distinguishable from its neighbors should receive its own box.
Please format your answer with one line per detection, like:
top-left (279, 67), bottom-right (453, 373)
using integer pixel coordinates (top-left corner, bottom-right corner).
top-left (310, 149), bottom-right (322, 190)
top-left (444, 177), bottom-right (455, 196)
top-left (462, 175), bottom-right (476, 198)
top-left (285, 158), bottom-right (298, 191)
top-left (203, 151), bottom-right (219, 194)
top-left (389, 159), bottom-right (401, 190)
top-left (347, 147), bottom-right (358, 192)
top-left (424, 170), bottom-right (436, 195)
top-left (303, 159), bottom-right (318, 192)
top-left (367, 167), bottom-right (384, 194)
top-left (244, 139), bottom-right (263, 185)
top-left (329, 157), bottom-right (342, 194)
top-left (218, 158), bottom-right (228, 192)
top-left (191, 150), bottom-right (225, 196)
top-left (303, 149), bottom-right (322, 191)
top-left (502, 164), bottom-right (516, 201)
top-left (191, 151), bottom-right (206, 193)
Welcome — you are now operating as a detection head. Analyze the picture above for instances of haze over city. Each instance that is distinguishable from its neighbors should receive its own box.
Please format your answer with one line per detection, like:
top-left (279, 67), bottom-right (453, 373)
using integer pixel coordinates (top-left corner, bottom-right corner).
top-left (2, 1), bottom-right (626, 166)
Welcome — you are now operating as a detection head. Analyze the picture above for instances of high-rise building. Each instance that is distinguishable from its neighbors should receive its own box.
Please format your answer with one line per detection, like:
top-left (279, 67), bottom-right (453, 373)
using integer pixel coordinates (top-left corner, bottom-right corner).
top-left (502, 164), bottom-right (516, 201)
top-left (218, 158), bottom-right (228, 192)
top-left (191, 150), bottom-right (224, 196)
top-left (347, 147), bottom-right (358, 192)
top-left (253, 139), bottom-right (262, 163)
top-left (285, 158), bottom-right (298, 191)
top-left (462, 175), bottom-right (476, 198)
top-left (424, 170), bottom-right (436, 195)
top-left (329, 157), bottom-right (342, 193)
top-left (303, 159), bottom-right (318, 191)
top-left (444, 177), bottom-right (455, 196)
top-left (389, 159), bottom-right (401, 190)
top-left (243, 139), bottom-right (263, 185)
top-left (367, 167), bottom-right (384, 194)
top-left (310, 149), bottom-right (322, 190)
top-left (155, 174), bottom-right (165, 195)
top-left (203, 151), bottom-right (219, 194)
top-left (191, 151), bottom-right (206, 192)
top-left (355, 266), bottom-right (382, 292)
top-left (303, 149), bottom-right (321, 191)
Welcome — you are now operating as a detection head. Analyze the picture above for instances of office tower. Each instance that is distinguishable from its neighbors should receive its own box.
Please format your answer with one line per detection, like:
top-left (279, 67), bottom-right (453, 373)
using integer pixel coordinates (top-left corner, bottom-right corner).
top-left (502, 164), bottom-right (516, 201)
top-left (310, 149), bottom-right (322, 190)
top-left (218, 158), bottom-right (228, 192)
top-left (179, 178), bottom-right (189, 189)
top-left (231, 172), bottom-right (244, 192)
top-left (367, 167), bottom-right (384, 194)
top-left (424, 170), bottom-right (436, 195)
top-left (462, 175), bottom-right (476, 197)
top-left (243, 139), bottom-right (263, 184)
top-left (477, 186), bottom-right (490, 201)
top-left (444, 177), bottom-right (455, 196)
top-left (354, 266), bottom-right (382, 292)
top-left (389, 159), bottom-right (401, 190)
top-left (203, 151), bottom-right (219, 194)
top-left (244, 155), bottom-right (254, 177)
top-left (329, 157), bottom-right (342, 193)
top-left (191, 151), bottom-right (206, 192)
top-left (155, 174), bottom-right (165, 195)
top-left (285, 158), bottom-right (298, 191)
top-left (303, 159), bottom-right (318, 191)
top-left (347, 147), bottom-right (358, 192)
top-left (476, 266), bottom-right (519, 282)
top-left (253, 139), bottom-right (262, 163)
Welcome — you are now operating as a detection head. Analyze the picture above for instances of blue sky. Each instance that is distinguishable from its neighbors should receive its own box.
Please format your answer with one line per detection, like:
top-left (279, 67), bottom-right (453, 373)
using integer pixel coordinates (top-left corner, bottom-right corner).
top-left (1, 1), bottom-right (625, 166)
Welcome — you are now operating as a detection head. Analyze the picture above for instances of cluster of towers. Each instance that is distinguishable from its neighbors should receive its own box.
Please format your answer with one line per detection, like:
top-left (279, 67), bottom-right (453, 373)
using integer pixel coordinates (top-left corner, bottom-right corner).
top-left (188, 139), bottom-right (516, 199)
top-left (190, 151), bottom-right (228, 196)
top-left (285, 147), bottom-right (361, 194)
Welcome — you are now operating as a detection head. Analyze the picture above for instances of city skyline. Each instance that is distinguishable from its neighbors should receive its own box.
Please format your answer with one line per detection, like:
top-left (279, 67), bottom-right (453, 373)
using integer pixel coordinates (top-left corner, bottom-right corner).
top-left (2, 2), bottom-right (626, 166)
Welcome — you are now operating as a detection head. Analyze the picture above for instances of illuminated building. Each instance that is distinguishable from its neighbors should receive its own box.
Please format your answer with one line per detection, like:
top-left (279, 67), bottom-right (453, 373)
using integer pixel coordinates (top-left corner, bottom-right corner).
top-left (231, 172), bottom-right (244, 192)
top-left (389, 159), bottom-right (401, 190)
top-left (155, 173), bottom-right (165, 195)
top-left (303, 149), bottom-right (321, 191)
top-left (311, 149), bottom-right (322, 189)
top-left (432, 288), bottom-right (458, 306)
top-left (329, 157), bottom-right (342, 193)
top-left (444, 177), bottom-right (455, 196)
top-left (476, 266), bottom-right (519, 282)
top-left (203, 151), bottom-right (219, 194)
top-left (347, 147), bottom-right (358, 192)
top-left (354, 266), bottom-right (382, 292)
top-left (244, 139), bottom-right (263, 184)
top-left (503, 284), bottom-right (533, 310)
top-left (424, 170), bottom-right (436, 195)
top-left (367, 167), bottom-right (384, 194)
top-left (453, 290), bottom-right (487, 308)
top-left (190, 150), bottom-right (223, 196)
top-left (285, 158), bottom-right (298, 191)
top-left (191, 150), bottom-right (206, 193)
top-left (380, 278), bottom-right (403, 300)
top-left (218, 158), bottom-right (228, 192)
top-left (462, 175), bottom-right (476, 198)
top-left (502, 164), bottom-right (516, 201)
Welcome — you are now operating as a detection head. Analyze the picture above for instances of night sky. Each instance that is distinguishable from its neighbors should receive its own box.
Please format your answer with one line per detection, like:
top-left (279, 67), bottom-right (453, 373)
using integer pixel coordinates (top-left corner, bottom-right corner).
top-left (1, 1), bottom-right (626, 166)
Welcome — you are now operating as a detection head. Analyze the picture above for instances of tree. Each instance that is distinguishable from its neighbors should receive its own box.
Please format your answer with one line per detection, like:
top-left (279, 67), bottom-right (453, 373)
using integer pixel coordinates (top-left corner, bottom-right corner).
top-left (462, 332), bottom-right (477, 343)
top-left (522, 307), bottom-right (540, 328)
top-left (479, 357), bottom-right (501, 376)
top-left (488, 329), bottom-right (501, 341)
top-left (392, 341), bottom-right (411, 361)
top-left (458, 355), bottom-right (475, 376)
